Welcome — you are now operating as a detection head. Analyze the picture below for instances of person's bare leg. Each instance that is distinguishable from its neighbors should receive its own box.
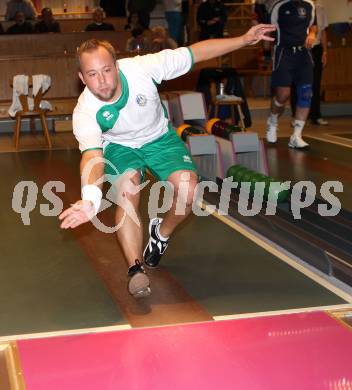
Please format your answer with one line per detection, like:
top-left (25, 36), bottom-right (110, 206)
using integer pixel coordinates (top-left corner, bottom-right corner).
top-left (159, 170), bottom-right (198, 237)
top-left (289, 105), bottom-right (310, 149)
top-left (144, 170), bottom-right (198, 268)
top-left (114, 170), bottom-right (150, 297)
top-left (295, 106), bottom-right (310, 121)
top-left (114, 171), bottom-right (143, 267)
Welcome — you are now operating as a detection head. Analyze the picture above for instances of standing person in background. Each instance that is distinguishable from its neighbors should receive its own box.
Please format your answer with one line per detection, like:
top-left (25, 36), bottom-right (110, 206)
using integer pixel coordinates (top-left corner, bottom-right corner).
top-left (310, 0), bottom-right (329, 125)
top-left (197, 0), bottom-right (227, 40)
top-left (182, 0), bottom-right (189, 44)
top-left (34, 7), bottom-right (60, 33)
top-left (266, 0), bottom-right (317, 149)
top-left (290, 0), bottom-right (329, 125)
top-left (253, 0), bottom-right (272, 24)
top-left (127, 0), bottom-right (156, 30)
top-left (5, 0), bottom-right (37, 21)
top-left (253, 0), bottom-right (276, 62)
top-left (163, 0), bottom-right (183, 46)
top-left (100, 0), bottom-right (126, 17)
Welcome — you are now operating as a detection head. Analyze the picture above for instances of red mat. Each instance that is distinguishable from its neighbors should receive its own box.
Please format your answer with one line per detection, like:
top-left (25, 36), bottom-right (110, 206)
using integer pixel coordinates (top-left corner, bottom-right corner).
top-left (18, 311), bottom-right (352, 390)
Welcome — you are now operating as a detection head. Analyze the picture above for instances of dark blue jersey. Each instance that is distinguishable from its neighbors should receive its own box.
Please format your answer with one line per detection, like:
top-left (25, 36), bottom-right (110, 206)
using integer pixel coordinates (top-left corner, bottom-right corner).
top-left (271, 0), bottom-right (315, 47)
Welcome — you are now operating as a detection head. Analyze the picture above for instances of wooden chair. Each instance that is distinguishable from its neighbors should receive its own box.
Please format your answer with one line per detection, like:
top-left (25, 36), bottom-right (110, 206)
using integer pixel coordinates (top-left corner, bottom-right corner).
top-left (12, 76), bottom-right (52, 149)
top-left (208, 80), bottom-right (245, 129)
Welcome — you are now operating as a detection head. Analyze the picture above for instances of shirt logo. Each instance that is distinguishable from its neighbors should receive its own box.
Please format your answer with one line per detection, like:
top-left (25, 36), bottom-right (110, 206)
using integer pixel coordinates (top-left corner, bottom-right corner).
top-left (183, 155), bottom-right (192, 163)
top-left (136, 94), bottom-right (147, 106)
top-left (102, 110), bottom-right (114, 121)
top-left (297, 7), bottom-right (307, 17)
top-left (285, 10), bottom-right (290, 15)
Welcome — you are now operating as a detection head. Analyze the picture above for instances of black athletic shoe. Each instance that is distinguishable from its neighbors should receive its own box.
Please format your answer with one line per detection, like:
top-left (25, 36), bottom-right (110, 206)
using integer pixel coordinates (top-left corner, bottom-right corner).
top-left (127, 260), bottom-right (151, 298)
top-left (143, 218), bottom-right (169, 269)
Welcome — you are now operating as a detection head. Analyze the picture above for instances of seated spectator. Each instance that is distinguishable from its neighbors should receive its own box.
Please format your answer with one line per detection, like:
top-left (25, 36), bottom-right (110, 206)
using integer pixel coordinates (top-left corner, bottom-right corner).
top-left (0, 23), bottom-right (4, 34)
top-left (85, 8), bottom-right (115, 31)
top-left (6, 11), bottom-right (33, 34)
top-left (150, 25), bottom-right (177, 52)
top-left (5, 0), bottom-right (37, 21)
top-left (124, 12), bottom-right (143, 31)
top-left (34, 7), bottom-right (60, 33)
top-left (126, 26), bottom-right (151, 52)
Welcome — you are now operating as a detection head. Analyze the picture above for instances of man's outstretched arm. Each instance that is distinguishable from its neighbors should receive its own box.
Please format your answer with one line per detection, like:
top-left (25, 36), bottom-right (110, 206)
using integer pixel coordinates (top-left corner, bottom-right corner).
top-left (59, 149), bottom-right (104, 229)
top-left (190, 24), bottom-right (276, 64)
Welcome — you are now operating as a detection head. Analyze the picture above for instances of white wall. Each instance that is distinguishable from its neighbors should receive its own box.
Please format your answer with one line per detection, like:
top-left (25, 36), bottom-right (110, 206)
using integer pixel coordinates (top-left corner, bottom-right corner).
top-left (320, 0), bottom-right (352, 24)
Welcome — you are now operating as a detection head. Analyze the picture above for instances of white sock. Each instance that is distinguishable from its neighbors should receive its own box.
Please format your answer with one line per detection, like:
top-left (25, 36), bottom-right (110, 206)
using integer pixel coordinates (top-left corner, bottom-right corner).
top-left (273, 98), bottom-right (285, 108)
top-left (268, 113), bottom-right (279, 125)
top-left (156, 223), bottom-right (169, 241)
top-left (293, 119), bottom-right (305, 137)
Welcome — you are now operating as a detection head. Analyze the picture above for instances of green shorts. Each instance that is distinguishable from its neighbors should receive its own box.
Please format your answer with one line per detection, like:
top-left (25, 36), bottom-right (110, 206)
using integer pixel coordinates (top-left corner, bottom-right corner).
top-left (104, 129), bottom-right (197, 183)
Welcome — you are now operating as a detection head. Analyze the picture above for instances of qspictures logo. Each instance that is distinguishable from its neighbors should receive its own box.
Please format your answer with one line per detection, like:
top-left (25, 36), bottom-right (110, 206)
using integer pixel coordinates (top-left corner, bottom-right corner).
top-left (11, 157), bottom-right (343, 233)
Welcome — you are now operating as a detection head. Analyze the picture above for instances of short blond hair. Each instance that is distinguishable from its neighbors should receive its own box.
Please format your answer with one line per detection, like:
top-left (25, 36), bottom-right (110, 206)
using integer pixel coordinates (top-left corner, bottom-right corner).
top-left (77, 39), bottom-right (117, 69)
top-left (151, 26), bottom-right (167, 38)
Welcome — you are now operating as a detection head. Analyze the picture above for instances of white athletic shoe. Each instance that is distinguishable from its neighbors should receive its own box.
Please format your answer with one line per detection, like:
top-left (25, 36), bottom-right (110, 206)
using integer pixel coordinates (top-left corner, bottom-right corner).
top-left (266, 120), bottom-right (278, 144)
top-left (288, 135), bottom-right (310, 149)
top-left (316, 118), bottom-right (329, 126)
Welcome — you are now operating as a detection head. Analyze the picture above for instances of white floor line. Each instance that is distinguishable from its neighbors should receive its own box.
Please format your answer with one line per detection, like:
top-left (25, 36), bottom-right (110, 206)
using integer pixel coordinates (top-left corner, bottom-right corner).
top-left (306, 135), bottom-right (352, 148)
top-left (213, 303), bottom-right (352, 322)
top-left (0, 323), bottom-right (132, 343)
top-left (200, 201), bottom-right (352, 303)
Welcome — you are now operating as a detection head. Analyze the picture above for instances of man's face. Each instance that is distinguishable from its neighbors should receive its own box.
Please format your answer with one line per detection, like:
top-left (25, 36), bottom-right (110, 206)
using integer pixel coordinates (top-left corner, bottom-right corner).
top-left (94, 9), bottom-right (104, 23)
top-left (15, 12), bottom-right (25, 25)
top-left (79, 47), bottom-right (120, 102)
top-left (42, 9), bottom-right (53, 23)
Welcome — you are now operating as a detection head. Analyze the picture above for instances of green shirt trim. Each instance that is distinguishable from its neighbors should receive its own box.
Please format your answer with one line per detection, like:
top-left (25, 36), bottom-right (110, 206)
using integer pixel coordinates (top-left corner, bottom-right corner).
top-left (115, 70), bottom-right (129, 110)
top-left (81, 147), bottom-right (103, 154)
top-left (96, 69), bottom-right (129, 133)
top-left (187, 47), bottom-right (195, 71)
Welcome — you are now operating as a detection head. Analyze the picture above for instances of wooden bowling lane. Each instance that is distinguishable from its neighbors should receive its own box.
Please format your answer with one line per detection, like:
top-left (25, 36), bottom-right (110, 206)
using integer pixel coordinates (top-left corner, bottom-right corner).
top-left (12, 311), bottom-right (352, 390)
top-left (29, 153), bottom-right (213, 328)
top-left (265, 138), bottom-right (352, 210)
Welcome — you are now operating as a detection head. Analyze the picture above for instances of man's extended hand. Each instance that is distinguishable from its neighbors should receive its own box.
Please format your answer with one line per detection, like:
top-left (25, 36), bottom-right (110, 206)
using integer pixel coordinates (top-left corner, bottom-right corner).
top-left (243, 24), bottom-right (276, 46)
top-left (59, 200), bottom-right (95, 229)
